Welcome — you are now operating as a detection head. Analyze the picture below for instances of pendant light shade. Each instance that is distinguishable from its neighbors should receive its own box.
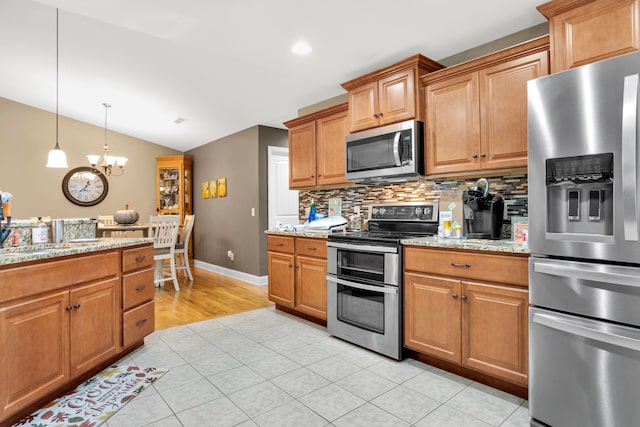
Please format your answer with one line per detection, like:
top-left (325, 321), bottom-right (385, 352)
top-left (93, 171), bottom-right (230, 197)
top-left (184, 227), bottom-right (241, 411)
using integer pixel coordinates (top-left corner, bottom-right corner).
top-left (46, 9), bottom-right (68, 168)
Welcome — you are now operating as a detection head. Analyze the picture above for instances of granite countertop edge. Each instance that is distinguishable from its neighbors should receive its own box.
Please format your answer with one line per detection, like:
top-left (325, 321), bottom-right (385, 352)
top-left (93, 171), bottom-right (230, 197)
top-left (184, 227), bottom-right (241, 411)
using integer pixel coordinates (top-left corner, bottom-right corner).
top-left (0, 237), bottom-right (154, 266)
top-left (401, 236), bottom-right (530, 254)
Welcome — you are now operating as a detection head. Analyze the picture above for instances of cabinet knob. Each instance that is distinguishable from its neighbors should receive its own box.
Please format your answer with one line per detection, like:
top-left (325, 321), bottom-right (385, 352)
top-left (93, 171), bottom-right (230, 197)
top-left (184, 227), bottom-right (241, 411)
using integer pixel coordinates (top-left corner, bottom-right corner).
top-left (288, 264), bottom-right (293, 268)
top-left (66, 305), bottom-right (73, 311)
top-left (74, 303), bottom-right (81, 310)
top-left (295, 265), bottom-right (300, 268)
top-left (310, 175), bottom-right (314, 179)
top-left (317, 174), bottom-right (322, 177)
top-left (480, 153), bottom-right (486, 158)
top-left (373, 113), bottom-right (379, 118)
top-left (472, 153), bottom-right (478, 159)
top-left (378, 112), bottom-right (383, 116)
top-left (461, 295), bottom-right (467, 301)
top-left (452, 294), bottom-right (458, 299)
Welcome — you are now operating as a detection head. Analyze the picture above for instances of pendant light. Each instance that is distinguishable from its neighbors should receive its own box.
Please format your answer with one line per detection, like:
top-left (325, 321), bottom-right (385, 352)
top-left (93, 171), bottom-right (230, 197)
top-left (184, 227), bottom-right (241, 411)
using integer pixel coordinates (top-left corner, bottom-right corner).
top-left (87, 103), bottom-right (127, 176)
top-left (46, 8), bottom-right (69, 168)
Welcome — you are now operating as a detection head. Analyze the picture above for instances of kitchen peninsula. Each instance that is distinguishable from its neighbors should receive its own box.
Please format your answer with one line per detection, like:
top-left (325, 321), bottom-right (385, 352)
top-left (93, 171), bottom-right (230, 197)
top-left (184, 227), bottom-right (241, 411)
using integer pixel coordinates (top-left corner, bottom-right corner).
top-left (0, 237), bottom-right (155, 425)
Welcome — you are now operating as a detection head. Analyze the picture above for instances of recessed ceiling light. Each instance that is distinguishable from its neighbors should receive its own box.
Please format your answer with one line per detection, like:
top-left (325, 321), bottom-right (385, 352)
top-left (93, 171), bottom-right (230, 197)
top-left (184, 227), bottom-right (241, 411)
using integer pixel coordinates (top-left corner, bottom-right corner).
top-left (291, 41), bottom-right (312, 55)
top-left (174, 117), bottom-right (186, 124)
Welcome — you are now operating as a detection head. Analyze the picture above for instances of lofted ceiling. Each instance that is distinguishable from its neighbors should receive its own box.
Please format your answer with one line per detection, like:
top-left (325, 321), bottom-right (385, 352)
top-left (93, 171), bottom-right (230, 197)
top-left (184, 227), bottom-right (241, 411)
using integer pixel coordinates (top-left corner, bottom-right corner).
top-left (0, 0), bottom-right (546, 151)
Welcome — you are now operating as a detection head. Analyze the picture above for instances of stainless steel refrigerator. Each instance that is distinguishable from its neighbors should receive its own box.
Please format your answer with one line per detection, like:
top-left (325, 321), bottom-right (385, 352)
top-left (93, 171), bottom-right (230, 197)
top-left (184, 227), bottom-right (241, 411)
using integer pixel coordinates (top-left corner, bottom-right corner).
top-left (528, 50), bottom-right (640, 427)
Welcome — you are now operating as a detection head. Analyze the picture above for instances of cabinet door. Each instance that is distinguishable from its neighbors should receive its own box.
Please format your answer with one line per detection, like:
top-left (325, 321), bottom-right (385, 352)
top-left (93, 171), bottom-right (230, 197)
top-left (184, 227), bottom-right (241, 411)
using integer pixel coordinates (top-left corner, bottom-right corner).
top-left (268, 251), bottom-right (295, 308)
top-left (316, 110), bottom-right (350, 186)
top-left (69, 278), bottom-right (120, 377)
top-left (404, 272), bottom-right (461, 363)
top-left (348, 81), bottom-right (379, 132)
top-left (295, 255), bottom-right (327, 320)
top-left (288, 121), bottom-right (317, 188)
top-left (461, 281), bottom-right (528, 386)
top-left (479, 51), bottom-right (549, 170)
top-left (0, 291), bottom-right (70, 420)
top-left (378, 69), bottom-right (415, 126)
top-left (425, 73), bottom-right (480, 175)
top-left (549, 0), bottom-right (640, 72)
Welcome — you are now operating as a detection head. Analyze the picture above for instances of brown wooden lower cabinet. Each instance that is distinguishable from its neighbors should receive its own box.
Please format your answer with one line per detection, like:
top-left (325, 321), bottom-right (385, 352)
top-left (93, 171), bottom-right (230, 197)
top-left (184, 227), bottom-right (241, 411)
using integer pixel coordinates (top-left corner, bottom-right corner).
top-left (268, 235), bottom-right (327, 321)
top-left (404, 246), bottom-right (529, 388)
top-left (0, 243), bottom-right (154, 425)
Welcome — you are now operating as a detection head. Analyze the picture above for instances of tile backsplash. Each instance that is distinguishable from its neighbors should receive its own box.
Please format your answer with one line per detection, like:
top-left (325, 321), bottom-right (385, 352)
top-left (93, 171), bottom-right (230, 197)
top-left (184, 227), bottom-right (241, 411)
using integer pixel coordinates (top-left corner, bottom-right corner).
top-left (298, 173), bottom-right (528, 239)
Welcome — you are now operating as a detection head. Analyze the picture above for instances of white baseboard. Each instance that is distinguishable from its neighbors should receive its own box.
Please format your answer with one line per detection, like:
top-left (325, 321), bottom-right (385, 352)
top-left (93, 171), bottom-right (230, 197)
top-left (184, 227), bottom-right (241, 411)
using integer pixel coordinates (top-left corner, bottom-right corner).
top-left (193, 259), bottom-right (268, 286)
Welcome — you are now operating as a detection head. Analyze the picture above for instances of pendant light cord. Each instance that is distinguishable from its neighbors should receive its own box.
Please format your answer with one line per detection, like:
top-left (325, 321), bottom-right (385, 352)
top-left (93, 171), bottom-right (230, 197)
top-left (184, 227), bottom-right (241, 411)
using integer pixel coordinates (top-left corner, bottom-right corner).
top-left (55, 8), bottom-right (60, 150)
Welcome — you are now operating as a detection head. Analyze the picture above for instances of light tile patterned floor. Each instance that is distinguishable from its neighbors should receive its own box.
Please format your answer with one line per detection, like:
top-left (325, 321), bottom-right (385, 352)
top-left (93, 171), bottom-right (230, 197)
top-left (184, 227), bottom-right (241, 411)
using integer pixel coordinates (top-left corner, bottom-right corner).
top-left (106, 307), bottom-right (530, 427)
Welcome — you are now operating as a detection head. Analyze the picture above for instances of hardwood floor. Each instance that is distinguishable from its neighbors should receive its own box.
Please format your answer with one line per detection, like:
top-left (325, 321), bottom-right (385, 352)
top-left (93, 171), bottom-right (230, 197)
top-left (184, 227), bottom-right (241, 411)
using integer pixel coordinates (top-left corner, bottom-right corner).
top-left (153, 266), bottom-right (272, 330)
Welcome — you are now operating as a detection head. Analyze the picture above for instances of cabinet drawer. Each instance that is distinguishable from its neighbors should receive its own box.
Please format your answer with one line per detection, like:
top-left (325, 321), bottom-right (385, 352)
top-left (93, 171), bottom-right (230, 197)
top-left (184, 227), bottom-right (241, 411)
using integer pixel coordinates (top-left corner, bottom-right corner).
top-left (295, 238), bottom-right (327, 258)
top-left (0, 251), bottom-right (119, 303)
top-left (404, 246), bottom-right (528, 287)
top-left (123, 269), bottom-right (154, 310)
top-left (268, 235), bottom-right (295, 253)
top-left (122, 245), bottom-right (154, 273)
top-left (123, 301), bottom-right (154, 348)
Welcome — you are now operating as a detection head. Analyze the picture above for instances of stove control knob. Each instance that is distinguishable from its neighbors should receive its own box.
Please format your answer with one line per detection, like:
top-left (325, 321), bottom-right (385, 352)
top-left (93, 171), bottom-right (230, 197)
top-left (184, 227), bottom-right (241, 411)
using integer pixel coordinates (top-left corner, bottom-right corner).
top-left (372, 208), bottom-right (379, 217)
top-left (379, 208), bottom-right (386, 216)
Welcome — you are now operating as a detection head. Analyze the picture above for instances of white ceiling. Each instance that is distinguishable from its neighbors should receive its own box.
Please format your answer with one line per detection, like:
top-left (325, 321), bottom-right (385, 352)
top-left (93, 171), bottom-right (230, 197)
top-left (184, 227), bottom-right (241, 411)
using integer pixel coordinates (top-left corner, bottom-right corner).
top-left (0, 0), bottom-right (546, 151)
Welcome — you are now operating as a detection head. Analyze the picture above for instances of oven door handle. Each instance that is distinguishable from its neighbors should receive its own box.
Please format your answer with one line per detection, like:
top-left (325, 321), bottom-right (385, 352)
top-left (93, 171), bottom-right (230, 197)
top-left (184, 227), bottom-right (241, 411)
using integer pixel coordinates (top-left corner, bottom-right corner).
top-left (327, 276), bottom-right (398, 295)
top-left (327, 241), bottom-right (398, 254)
top-left (533, 311), bottom-right (640, 351)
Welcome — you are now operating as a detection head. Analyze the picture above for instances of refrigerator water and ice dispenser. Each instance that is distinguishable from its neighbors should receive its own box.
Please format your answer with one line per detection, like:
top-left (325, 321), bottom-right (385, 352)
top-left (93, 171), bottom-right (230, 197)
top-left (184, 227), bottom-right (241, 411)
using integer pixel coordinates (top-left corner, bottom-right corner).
top-left (545, 153), bottom-right (613, 237)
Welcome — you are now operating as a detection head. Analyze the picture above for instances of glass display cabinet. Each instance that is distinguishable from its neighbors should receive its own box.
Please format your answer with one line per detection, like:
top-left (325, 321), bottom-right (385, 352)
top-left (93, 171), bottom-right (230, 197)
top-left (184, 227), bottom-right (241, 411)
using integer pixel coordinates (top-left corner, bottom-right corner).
top-left (156, 155), bottom-right (192, 223)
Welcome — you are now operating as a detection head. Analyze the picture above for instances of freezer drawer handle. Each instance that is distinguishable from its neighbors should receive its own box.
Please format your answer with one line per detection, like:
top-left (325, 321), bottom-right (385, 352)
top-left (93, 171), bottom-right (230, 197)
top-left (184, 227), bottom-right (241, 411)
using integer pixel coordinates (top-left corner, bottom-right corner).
top-left (533, 312), bottom-right (640, 352)
top-left (534, 261), bottom-right (640, 289)
top-left (622, 73), bottom-right (639, 241)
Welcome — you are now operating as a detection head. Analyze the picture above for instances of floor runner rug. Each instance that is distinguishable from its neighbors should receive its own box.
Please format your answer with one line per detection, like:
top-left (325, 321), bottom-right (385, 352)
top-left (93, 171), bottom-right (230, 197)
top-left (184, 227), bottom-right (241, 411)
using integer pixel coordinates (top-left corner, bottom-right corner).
top-left (13, 365), bottom-right (167, 427)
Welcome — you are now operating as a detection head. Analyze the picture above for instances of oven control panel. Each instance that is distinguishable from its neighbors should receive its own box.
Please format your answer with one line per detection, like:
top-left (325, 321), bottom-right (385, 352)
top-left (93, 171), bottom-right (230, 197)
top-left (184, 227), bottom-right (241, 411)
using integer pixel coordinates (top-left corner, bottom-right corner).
top-left (370, 203), bottom-right (438, 222)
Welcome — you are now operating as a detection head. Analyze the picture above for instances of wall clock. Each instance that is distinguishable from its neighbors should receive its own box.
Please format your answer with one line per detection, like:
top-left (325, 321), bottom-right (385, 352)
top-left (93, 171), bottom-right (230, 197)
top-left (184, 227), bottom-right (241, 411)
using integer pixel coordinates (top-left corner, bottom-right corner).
top-left (62, 167), bottom-right (109, 206)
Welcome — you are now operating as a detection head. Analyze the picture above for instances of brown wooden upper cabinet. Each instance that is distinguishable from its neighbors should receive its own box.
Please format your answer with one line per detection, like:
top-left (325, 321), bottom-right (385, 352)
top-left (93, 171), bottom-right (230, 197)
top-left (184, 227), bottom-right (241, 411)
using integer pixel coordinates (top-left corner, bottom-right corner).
top-left (421, 36), bottom-right (550, 177)
top-left (341, 55), bottom-right (444, 133)
top-left (284, 103), bottom-right (350, 189)
top-left (538, 0), bottom-right (640, 73)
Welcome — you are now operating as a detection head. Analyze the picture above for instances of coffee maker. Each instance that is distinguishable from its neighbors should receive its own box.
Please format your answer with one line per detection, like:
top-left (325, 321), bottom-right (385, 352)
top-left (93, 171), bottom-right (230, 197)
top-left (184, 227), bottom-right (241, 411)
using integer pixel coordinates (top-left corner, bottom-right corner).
top-left (462, 178), bottom-right (504, 239)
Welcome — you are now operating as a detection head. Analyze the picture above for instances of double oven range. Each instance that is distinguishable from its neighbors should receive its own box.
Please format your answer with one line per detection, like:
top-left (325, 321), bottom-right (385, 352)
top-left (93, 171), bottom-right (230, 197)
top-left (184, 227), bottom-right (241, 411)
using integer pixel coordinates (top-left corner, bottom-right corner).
top-left (326, 202), bottom-right (438, 360)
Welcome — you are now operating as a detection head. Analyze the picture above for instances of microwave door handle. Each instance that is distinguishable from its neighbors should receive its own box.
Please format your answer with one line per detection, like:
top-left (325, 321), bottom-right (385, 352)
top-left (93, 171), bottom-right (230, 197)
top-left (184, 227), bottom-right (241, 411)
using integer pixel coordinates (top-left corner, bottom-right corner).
top-left (533, 311), bottom-right (640, 352)
top-left (622, 73), bottom-right (639, 241)
top-left (327, 276), bottom-right (398, 294)
top-left (393, 132), bottom-right (402, 166)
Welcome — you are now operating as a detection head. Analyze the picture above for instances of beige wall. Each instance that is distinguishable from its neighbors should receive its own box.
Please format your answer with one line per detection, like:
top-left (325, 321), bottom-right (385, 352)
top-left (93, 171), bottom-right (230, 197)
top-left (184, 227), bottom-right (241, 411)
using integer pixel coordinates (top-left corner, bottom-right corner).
top-left (0, 97), bottom-right (179, 220)
top-left (187, 125), bottom-right (288, 277)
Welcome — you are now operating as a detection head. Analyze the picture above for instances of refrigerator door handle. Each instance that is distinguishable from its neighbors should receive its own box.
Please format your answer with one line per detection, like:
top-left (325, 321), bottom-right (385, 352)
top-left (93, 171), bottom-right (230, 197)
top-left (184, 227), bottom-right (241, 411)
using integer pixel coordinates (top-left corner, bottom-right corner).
top-left (622, 73), bottom-right (639, 241)
top-left (533, 311), bottom-right (640, 352)
top-left (534, 260), bottom-right (640, 289)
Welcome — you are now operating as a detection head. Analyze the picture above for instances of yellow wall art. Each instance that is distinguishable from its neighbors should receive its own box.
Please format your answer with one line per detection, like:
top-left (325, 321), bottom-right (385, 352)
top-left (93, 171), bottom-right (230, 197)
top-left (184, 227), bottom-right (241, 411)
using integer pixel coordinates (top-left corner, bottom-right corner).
top-left (210, 180), bottom-right (217, 198)
top-left (217, 178), bottom-right (227, 197)
top-left (201, 181), bottom-right (210, 199)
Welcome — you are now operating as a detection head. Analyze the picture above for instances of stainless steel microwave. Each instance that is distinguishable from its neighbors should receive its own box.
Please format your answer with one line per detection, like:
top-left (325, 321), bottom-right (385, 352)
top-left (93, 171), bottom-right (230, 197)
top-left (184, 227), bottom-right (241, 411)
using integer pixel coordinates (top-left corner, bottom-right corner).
top-left (345, 119), bottom-right (424, 183)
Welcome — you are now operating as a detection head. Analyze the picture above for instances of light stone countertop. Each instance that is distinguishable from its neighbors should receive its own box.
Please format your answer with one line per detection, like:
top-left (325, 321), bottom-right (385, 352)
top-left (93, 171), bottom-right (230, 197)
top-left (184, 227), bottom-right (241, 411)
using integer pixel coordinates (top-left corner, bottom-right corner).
top-left (401, 236), bottom-right (530, 254)
top-left (266, 229), bottom-right (332, 239)
top-left (0, 237), bottom-right (153, 267)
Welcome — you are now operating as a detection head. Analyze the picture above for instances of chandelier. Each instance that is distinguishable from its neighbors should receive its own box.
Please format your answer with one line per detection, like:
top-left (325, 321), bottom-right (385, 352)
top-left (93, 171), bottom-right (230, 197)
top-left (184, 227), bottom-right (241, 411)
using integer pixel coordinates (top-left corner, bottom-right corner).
top-left (87, 102), bottom-right (127, 176)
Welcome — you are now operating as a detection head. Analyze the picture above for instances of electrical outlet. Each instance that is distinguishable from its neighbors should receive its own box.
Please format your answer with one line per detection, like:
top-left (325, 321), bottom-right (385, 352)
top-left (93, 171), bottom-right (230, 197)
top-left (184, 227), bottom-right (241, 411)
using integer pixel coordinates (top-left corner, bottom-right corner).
top-left (227, 250), bottom-right (234, 261)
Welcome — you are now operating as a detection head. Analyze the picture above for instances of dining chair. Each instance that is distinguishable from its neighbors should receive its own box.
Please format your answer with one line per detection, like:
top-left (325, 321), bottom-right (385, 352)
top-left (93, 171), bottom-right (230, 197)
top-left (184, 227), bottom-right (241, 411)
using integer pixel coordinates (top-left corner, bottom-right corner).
top-left (97, 214), bottom-right (126, 237)
top-left (149, 215), bottom-right (181, 291)
top-left (174, 214), bottom-right (195, 281)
